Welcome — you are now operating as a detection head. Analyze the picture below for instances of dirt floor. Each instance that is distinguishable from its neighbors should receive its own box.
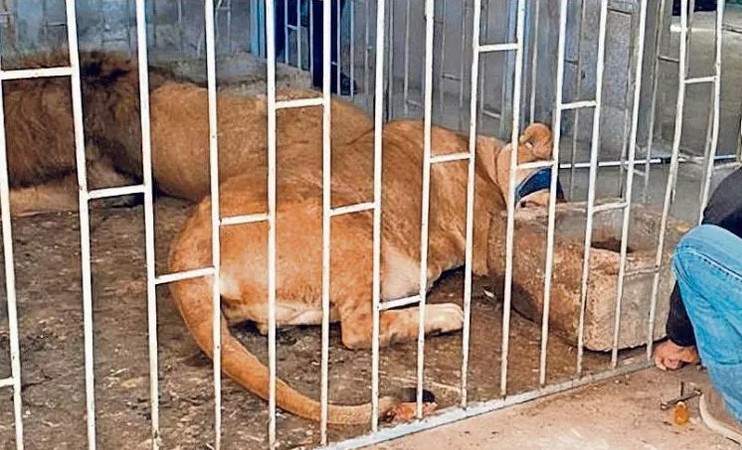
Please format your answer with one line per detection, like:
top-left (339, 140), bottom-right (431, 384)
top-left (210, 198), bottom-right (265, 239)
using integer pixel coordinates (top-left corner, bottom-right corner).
top-left (0, 196), bottom-right (650, 450)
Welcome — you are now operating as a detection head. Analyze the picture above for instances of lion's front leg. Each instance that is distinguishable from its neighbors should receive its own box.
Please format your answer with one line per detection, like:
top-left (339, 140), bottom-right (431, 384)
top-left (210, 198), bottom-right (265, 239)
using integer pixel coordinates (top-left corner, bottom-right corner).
top-left (10, 175), bottom-right (80, 217)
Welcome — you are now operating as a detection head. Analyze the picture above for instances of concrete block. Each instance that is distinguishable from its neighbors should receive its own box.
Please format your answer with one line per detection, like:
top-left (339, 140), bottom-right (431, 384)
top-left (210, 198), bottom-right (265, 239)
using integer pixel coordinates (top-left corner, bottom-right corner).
top-left (486, 201), bottom-right (692, 352)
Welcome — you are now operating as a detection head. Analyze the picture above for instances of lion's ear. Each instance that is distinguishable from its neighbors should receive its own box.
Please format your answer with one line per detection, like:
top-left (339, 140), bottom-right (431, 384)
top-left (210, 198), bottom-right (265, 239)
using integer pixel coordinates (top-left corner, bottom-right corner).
top-left (519, 123), bottom-right (553, 160)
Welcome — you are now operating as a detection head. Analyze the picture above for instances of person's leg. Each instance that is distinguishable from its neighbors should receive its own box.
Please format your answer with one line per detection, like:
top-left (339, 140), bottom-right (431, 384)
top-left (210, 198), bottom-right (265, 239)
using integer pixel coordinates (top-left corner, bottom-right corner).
top-left (673, 224), bottom-right (742, 435)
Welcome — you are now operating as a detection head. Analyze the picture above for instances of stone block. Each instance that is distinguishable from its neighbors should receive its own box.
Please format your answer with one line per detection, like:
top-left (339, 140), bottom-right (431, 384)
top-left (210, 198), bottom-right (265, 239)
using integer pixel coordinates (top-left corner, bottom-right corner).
top-left (486, 200), bottom-right (692, 352)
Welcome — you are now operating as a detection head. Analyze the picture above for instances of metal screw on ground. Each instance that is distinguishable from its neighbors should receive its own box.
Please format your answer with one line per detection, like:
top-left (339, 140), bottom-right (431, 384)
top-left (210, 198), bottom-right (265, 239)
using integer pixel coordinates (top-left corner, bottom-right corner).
top-left (660, 382), bottom-right (703, 411)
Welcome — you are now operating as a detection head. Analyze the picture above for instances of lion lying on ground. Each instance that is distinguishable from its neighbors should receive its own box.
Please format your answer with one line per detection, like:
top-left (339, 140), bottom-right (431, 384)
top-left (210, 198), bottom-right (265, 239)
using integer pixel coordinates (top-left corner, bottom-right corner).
top-left (5, 51), bottom-right (371, 216)
top-left (168, 120), bottom-right (558, 425)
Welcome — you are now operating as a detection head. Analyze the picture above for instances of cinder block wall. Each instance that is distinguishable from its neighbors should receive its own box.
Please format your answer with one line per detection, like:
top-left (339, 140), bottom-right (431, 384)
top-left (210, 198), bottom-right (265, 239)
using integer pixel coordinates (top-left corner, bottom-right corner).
top-left (5, 1), bottom-right (738, 161)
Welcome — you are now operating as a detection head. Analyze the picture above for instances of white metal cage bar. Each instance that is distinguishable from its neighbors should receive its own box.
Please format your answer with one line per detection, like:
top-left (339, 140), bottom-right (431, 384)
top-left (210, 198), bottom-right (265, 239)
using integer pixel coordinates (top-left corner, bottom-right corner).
top-left (460, 0), bottom-right (485, 408)
top-left (265, 1), bottom-right (280, 445)
top-left (0, 23), bottom-right (25, 450)
top-left (65, 0), bottom-right (97, 446)
top-left (335, 0), bottom-right (341, 93)
top-left (370, 0), bottom-right (386, 432)
top-left (133, 0), bottom-right (161, 446)
top-left (415, 0), bottom-right (436, 420)
top-left (499, 0), bottom-right (528, 397)
top-left (642, 0), bottom-right (671, 201)
top-left (320, 0), bottom-right (333, 442)
top-left (534, 0), bottom-right (568, 387)
top-left (297, 0), bottom-right (303, 70)
top-left (698, 1), bottom-right (725, 222)
top-left (457, 2), bottom-right (470, 131)
top-left (154, 267), bottom-right (216, 286)
top-left (646, 0), bottom-right (693, 361)
top-left (0, 66), bottom-right (74, 80)
top-left (204, 1), bottom-right (224, 447)
top-left (350, 1), bottom-right (356, 102)
top-left (437, 0), bottom-right (448, 117)
top-left (567, 0), bottom-right (590, 199)
top-left (610, 0), bottom-right (650, 369)
top-left (402, 0), bottom-right (411, 116)
top-left (575, 0), bottom-right (610, 376)
top-left (87, 184), bottom-right (146, 200)
top-left (276, 97), bottom-right (325, 109)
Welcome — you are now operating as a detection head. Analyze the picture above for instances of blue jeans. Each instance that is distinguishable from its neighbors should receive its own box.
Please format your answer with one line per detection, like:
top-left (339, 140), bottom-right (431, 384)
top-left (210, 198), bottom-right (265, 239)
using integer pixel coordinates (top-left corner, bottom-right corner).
top-left (673, 224), bottom-right (742, 422)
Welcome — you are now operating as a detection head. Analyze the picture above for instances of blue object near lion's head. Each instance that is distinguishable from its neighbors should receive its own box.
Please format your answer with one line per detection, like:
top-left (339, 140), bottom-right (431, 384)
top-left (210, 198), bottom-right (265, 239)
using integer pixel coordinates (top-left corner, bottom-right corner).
top-left (514, 167), bottom-right (565, 205)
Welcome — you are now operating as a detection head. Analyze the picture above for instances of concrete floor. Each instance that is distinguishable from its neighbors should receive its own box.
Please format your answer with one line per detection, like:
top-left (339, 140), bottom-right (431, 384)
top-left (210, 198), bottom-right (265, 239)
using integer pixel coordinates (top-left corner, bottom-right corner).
top-left (373, 367), bottom-right (738, 450)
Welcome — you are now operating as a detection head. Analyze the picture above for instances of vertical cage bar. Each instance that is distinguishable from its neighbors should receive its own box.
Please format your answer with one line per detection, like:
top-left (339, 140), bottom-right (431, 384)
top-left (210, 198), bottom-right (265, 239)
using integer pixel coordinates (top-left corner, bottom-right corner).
top-left (403, 0), bottom-right (411, 115)
top-left (350, 1), bottom-right (355, 101)
top-left (498, 0), bottom-right (517, 137)
top-left (310, 2), bottom-right (315, 82)
top-left (698, 0), bottom-right (725, 221)
top-left (152, 0), bottom-right (159, 50)
top-left (65, 0), bottom-right (96, 446)
top-left (265, 0), bottom-right (280, 445)
top-left (457, 2), bottom-right (469, 131)
top-left (178, 0), bottom-right (185, 54)
top-left (297, 0), bottom-right (303, 68)
top-left (0, 28), bottom-right (24, 450)
top-left (320, 0), bottom-right (332, 442)
top-left (477, 0), bottom-right (489, 125)
top-left (617, 16), bottom-right (637, 199)
top-left (575, 0), bottom-right (609, 376)
top-left (611, 0), bottom-right (649, 368)
top-left (370, 0), bottom-right (387, 432)
top-left (204, 0), bottom-right (223, 448)
top-left (283, 0), bottom-right (289, 63)
top-left (533, 0), bottom-right (568, 388)
top-left (134, 0), bottom-right (161, 446)
top-left (670, 0), bottom-right (697, 204)
top-left (415, 0), bottom-right (436, 419)
top-left (385, 0), bottom-right (394, 121)
top-left (336, 0), bottom-right (341, 93)
top-left (126, 0), bottom-right (133, 53)
top-left (438, 0), bottom-right (448, 116)
top-left (227, 0), bottom-right (233, 54)
top-left (642, 0), bottom-right (670, 201)
top-left (460, 0), bottom-right (484, 408)
top-left (646, 0), bottom-right (690, 361)
top-left (528, 0), bottom-right (540, 123)
top-left (364, 0), bottom-right (371, 111)
top-left (567, 0), bottom-right (589, 199)
top-left (537, 0), bottom-right (578, 384)
top-left (500, 0), bottom-right (527, 397)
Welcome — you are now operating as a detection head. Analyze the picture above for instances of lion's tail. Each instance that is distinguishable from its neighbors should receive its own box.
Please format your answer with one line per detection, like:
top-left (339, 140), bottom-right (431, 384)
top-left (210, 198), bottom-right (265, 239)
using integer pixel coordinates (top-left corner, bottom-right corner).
top-left (167, 249), bottom-right (399, 425)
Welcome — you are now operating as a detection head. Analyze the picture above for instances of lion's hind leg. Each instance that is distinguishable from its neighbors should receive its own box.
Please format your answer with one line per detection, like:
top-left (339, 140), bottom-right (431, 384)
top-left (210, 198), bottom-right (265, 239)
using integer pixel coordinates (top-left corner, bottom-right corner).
top-left (336, 300), bottom-right (464, 350)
